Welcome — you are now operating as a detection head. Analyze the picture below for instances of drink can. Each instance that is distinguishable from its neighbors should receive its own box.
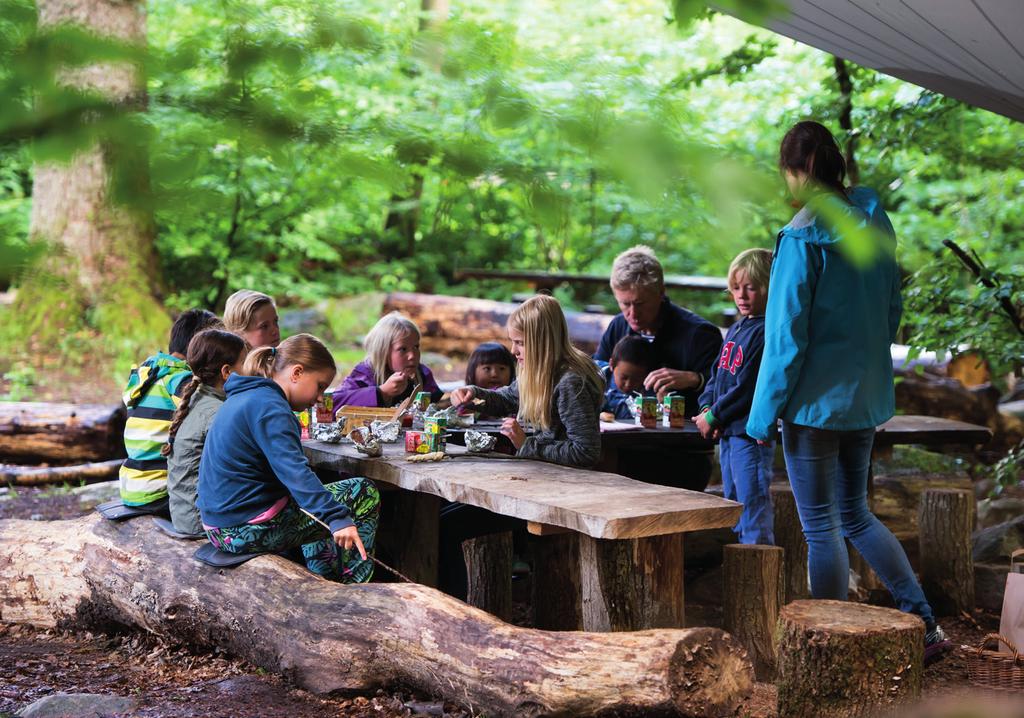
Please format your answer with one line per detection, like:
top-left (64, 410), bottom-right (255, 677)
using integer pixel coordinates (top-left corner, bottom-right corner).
top-left (405, 430), bottom-right (429, 453)
top-left (427, 431), bottom-right (447, 453)
top-left (296, 409), bottom-right (311, 440)
top-left (315, 394), bottom-right (334, 424)
top-left (634, 396), bottom-right (657, 428)
top-left (424, 415), bottom-right (448, 435)
top-left (663, 394), bottom-right (686, 428)
top-left (414, 391), bottom-right (432, 413)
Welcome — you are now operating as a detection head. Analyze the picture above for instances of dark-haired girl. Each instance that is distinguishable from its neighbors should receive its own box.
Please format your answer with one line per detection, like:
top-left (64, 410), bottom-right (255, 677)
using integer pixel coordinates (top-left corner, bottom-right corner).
top-left (164, 329), bottom-right (248, 535)
top-left (746, 120), bottom-right (951, 662)
top-left (197, 334), bottom-right (379, 583)
top-left (465, 342), bottom-right (516, 390)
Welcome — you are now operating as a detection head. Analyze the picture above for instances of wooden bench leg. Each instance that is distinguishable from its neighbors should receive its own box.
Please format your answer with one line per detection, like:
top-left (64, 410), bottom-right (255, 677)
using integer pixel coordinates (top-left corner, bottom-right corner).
top-left (723, 544), bottom-right (784, 681)
top-left (462, 531), bottom-right (513, 622)
top-left (533, 533), bottom-right (685, 632)
top-left (377, 491), bottom-right (440, 587)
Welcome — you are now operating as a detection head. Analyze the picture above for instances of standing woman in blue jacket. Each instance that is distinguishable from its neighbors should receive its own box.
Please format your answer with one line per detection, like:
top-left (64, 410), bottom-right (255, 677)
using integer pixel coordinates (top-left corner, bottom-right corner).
top-left (746, 121), bottom-right (950, 662)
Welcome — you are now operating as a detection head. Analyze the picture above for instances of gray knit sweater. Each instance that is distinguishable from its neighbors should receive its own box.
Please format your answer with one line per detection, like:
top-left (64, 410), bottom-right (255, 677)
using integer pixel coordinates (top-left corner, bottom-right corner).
top-left (474, 368), bottom-right (603, 468)
top-left (167, 384), bottom-right (225, 534)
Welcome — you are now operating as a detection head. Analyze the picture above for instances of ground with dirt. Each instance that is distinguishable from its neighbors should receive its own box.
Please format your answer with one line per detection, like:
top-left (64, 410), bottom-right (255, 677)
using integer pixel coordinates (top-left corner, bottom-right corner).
top-left (1, 484), bottom-right (1014, 718)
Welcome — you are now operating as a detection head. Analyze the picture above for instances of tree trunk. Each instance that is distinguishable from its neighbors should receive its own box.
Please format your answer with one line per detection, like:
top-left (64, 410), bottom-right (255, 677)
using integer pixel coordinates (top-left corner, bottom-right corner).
top-left (383, 292), bottom-right (611, 357)
top-left (722, 544), bottom-right (784, 681)
top-left (832, 56), bottom-right (858, 186)
top-left (0, 402), bottom-right (126, 463)
top-left (777, 600), bottom-right (923, 718)
top-left (919, 488), bottom-right (975, 616)
top-left (0, 459), bottom-right (122, 486)
top-left (462, 532), bottom-right (513, 622)
top-left (0, 515), bottom-right (754, 718)
top-left (17, 0), bottom-right (167, 351)
top-left (770, 484), bottom-right (808, 603)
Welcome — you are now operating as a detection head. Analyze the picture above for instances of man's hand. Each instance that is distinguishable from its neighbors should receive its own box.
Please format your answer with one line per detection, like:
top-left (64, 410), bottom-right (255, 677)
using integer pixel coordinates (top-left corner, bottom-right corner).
top-left (644, 368), bottom-right (700, 401)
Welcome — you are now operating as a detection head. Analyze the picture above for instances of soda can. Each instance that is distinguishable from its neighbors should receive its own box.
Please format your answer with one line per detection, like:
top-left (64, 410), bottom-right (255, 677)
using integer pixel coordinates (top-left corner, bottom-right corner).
top-left (634, 396), bottom-right (657, 429)
top-left (405, 431), bottom-right (429, 453)
top-left (424, 415), bottom-right (448, 435)
top-left (663, 394), bottom-right (686, 428)
top-left (315, 394), bottom-right (334, 424)
top-left (414, 391), bottom-right (432, 413)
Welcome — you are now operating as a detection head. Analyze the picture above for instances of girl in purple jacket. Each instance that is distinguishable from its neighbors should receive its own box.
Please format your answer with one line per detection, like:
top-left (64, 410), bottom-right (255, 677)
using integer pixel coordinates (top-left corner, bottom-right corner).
top-left (332, 312), bottom-right (444, 410)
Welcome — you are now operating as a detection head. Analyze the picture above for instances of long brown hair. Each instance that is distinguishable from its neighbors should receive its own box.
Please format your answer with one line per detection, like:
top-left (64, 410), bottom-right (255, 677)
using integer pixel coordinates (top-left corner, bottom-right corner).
top-left (510, 295), bottom-right (604, 430)
top-left (244, 333), bottom-right (336, 379)
top-left (163, 329), bottom-right (247, 456)
top-left (779, 121), bottom-right (848, 197)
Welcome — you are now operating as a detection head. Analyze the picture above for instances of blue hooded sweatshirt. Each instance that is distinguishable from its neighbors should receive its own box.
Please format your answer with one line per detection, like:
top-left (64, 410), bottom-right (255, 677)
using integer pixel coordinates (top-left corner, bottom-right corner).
top-left (197, 374), bottom-right (354, 533)
top-left (746, 187), bottom-right (901, 441)
top-left (698, 315), bottom-right (765, 437)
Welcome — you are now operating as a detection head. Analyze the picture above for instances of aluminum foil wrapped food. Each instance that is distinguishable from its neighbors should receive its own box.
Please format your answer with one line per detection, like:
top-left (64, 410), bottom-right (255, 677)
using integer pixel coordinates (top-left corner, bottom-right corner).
top-left (351, 426), bottom-right (383, 457)
top-left (426, 404), bottom-right (474, 428)
top-left (464, 429), bottom-right (497, 453)
top-left (369, 419), bottom-right (401, 443)
top-left (310, 421), bottom-right (345, 443)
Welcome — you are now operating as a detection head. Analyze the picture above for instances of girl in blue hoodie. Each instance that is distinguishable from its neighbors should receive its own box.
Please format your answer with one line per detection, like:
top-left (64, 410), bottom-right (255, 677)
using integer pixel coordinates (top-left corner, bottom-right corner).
top-left (198, 333), bottom-right (379, 583)
top-left (746, 121), bottom-right (950, 662)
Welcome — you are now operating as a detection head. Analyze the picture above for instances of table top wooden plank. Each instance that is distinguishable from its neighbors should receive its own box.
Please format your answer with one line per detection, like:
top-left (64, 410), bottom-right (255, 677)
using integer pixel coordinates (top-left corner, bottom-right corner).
top-left (303, 441), bottom-right (741, 540)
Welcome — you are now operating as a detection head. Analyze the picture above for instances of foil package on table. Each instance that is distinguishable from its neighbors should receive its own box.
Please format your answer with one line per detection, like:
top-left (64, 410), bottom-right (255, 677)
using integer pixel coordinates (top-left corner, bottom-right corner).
top-left (352, 426), bottom-right (383, 457)
top-left (369, 420), bottom-right (401, 443)
top-left (464, 429), bottom-right (497, 453)
top-left (310, 421), bottom-right (345, 443)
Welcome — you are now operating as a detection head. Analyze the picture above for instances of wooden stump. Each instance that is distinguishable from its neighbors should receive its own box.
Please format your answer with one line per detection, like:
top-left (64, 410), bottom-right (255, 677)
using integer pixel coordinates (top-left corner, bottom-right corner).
top-left (462, 531), bottom-right (513, 622)
top-left (771, 484), bottom-right (808, 603)
top-left (376, 490), bottom-right (440, 587)
top-left (919, 488), bottom-right (975, 615)
top-left (532, 532), bottom-right (583, 630)
top-left (723, 544), bottom-right (784, 681)
top-left (777, 600), bottom-right (923, 718)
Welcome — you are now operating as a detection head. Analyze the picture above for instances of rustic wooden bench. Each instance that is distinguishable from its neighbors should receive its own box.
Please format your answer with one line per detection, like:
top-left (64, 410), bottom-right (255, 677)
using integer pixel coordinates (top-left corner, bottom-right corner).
top-left (303, 440), bottom-right (741, 632)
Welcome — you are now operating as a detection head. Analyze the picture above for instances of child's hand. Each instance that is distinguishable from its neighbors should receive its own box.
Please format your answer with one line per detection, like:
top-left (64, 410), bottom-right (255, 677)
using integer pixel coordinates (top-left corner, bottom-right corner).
top-left (694, 410), bottom-right (714, 440)
top-left (450, 386), bottom-right (476, 406)
top-left (380, 371), bottom-right (409, 399)
top-left (501, 418), bottom-right (526, 450)
top-left (333, 525), bottom-right (367, 560)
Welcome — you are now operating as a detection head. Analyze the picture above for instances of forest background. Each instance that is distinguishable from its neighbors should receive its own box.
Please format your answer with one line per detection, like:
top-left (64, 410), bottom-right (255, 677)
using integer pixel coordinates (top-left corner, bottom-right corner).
top-left (0, 0), bottom-right (1021, 399)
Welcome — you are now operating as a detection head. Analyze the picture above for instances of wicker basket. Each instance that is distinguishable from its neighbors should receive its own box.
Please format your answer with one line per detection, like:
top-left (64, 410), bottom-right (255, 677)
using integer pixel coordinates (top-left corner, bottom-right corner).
top-left (965, 633), bottom-right (1024, 691)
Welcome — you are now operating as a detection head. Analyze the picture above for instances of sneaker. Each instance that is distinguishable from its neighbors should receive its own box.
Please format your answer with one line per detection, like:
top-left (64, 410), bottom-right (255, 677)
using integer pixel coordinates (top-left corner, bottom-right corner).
top-left (924, 625), bottom-right (954, 666)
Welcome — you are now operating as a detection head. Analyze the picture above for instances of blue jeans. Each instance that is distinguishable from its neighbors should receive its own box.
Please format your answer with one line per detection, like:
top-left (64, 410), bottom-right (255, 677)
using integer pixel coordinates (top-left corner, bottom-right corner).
top-left (720, 435), bottom-right (775, 544)
top-left (782, 422), bottom-right (935, 630)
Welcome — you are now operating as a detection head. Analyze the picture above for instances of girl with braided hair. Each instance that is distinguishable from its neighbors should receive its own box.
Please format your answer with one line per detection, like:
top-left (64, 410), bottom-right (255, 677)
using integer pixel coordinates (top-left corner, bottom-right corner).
top-left (164, 329), bottom-right (248, 535)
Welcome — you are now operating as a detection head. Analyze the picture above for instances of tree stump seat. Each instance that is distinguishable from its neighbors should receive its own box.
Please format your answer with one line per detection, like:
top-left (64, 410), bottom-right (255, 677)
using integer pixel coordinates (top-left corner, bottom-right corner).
top-left (777, 599), bottom-right (923, 718)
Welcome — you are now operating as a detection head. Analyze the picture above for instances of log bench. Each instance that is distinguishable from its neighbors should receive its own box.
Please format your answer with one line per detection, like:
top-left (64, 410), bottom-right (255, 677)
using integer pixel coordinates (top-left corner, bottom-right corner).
top-left (303, 440), bottom-right (742, 632)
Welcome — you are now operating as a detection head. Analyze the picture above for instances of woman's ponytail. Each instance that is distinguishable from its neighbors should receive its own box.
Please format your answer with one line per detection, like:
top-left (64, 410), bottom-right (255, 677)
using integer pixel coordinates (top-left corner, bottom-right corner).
top-left (244, 345), bottom-right (279, 378)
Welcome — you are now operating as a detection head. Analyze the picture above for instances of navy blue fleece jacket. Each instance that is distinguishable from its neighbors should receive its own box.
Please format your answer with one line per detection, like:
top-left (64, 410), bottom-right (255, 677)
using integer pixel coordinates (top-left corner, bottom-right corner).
top-left (197, 374), bottom-right (353, 533)
top-left (697, 315), bottom-right (765, 437)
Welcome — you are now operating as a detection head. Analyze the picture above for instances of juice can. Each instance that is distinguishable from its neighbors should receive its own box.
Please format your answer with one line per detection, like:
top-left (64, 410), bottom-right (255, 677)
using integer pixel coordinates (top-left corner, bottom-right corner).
top-left (663, 394), bottom-right (686, 428)
top-left (414, 391), bottom-right (432, 413)
top-left (427, 431), bottom-right (447, 453)
top-left (424, 415), bottom-right (448, 435)
top-left (405, 430), bottom-right (429, 453)
top-left (296, 409), bottom-right (311, 440)
top-left (634, 396), bottom-right (657, 429)
top-left (315, 394), bottom-right (334, 424)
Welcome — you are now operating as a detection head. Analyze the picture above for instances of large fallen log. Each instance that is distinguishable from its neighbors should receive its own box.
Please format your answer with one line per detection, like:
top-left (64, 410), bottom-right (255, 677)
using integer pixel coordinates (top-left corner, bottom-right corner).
top-left (383, 292), bottom-right (614, 357)
top-left (0, 402), bottom-right (126, 463)
top-left (0, 515), bottom-right (754, 717)
top-left (0, 458), bottom-right (122, 486)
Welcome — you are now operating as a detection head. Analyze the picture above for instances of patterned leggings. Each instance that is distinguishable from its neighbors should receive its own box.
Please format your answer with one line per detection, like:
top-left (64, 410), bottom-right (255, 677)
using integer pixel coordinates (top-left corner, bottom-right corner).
top-left (205, 478), bottom-right (380, 584)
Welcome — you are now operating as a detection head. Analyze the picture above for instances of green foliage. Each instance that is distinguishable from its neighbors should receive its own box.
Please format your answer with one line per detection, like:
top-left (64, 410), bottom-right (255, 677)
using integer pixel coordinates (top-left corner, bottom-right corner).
top-left (1, 362), bottom-right (36, 401)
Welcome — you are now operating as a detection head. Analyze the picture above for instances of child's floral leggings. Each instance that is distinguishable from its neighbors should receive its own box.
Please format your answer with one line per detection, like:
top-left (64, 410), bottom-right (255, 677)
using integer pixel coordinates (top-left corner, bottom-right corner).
top-left (205, 478), bottom-right (379, 583)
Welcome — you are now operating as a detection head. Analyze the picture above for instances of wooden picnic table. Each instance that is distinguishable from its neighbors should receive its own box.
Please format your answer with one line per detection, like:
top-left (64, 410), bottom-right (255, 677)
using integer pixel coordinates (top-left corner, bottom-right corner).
top-left (302, 439), bottom-right (741, 632)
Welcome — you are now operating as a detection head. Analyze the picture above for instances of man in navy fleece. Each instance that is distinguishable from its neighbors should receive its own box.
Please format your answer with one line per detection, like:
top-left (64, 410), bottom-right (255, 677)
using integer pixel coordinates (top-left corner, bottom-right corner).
top-left (696, 248), bottom-right (774, 544)
top-left (595, 245), bottom-right (722, 490)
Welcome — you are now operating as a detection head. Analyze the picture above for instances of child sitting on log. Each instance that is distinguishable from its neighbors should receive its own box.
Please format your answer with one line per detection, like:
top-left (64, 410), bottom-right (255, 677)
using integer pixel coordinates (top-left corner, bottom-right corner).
top-left (596, 335), bottom-right (656, 422)
top-left (223, 289), bottom-right (281, 349)
top-left (118, 309), bottom-right (221, 510)
top-left (197, 334), bottom-right (379, 583)
top-left (696, 248), bottom-right (774, 545)
top-left (452, 294), bottom-right (604, 467)
top-left (333, 312), bottom-right (443, 410)
top-left (163, 329), bottom-right (248, 536)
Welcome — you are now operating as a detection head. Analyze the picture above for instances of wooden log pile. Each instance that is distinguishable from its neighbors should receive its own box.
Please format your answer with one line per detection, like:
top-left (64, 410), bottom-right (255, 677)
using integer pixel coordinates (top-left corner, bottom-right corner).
top-left (0, 514), bottom-right (755, 717)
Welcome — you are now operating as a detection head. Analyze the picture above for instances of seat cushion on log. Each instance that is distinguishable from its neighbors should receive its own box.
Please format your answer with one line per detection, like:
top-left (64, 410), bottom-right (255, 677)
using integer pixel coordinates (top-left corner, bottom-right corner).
top-left (95, 497), bottom-right (169, 521)
top-left (777, 600), bottom-right (923, 718)
top-left (193, 543), bottom-right (268, 568)
top-left (152, 517), bottom-right (205, 541)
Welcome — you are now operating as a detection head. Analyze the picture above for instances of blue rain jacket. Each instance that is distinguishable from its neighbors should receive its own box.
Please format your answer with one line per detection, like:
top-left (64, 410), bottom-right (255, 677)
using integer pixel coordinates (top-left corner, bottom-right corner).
top-left (746, 187), bottom-right (902, 440)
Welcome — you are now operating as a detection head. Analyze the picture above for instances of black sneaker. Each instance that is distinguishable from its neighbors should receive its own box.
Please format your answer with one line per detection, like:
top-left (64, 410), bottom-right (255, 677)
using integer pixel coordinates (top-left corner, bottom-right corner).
top-left (924, 625), bottom-right (954, 666)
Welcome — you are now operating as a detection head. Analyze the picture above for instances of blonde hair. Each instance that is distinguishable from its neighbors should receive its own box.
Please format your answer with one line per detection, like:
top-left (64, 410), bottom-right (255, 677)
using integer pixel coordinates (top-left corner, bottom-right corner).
top-left (610, 245), bottom-right (664, 292)
top-left (224, 290), bottom-right (276, 335)
top-left (244, 333), bottom-right (335, 379)
top-left (728, 248), bottom-right (773, 291)
top-left (364, 312), bottom-right (424, 386)
top-left (509, 295), bottom-right (604, 431)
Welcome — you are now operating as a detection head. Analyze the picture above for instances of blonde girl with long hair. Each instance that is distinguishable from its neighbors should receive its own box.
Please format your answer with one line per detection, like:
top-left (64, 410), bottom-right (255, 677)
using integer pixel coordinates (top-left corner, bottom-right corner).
top-left (197, 333), bottom-right (379, 583)
top-left (223, 289), bottom-right (281, 349)
top-left (451, 294), bottom-right (605, 467)
top-left (332, 312), bottom-right (443, 410)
